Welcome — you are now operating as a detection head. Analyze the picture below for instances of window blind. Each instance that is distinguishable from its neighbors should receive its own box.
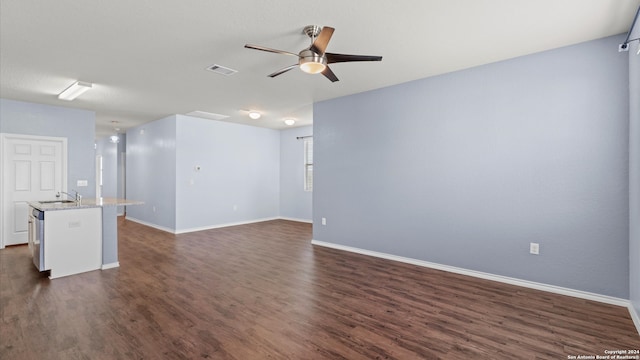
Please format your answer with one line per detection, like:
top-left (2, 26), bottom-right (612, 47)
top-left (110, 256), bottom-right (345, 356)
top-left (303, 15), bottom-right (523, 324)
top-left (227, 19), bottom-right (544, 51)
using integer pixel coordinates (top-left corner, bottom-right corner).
top-left (304, 139), bottom-right (313, 191)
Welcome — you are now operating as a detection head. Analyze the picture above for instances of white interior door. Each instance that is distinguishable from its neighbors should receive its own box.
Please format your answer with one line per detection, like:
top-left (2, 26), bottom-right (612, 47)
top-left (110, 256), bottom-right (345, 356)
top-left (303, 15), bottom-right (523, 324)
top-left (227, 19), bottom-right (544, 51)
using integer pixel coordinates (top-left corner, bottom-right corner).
top-left (1, 134), bottom-right (67, 248)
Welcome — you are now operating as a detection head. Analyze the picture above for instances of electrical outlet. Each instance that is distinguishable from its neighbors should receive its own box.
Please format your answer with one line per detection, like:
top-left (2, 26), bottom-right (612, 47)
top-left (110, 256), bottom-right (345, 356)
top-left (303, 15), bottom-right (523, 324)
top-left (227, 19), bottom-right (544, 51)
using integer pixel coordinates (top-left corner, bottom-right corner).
top-left (530, 242), bottom-right (540, 255)
top-left (77, 180), bottom-right (88, 187)
top-left (321, 217), bottom-right (327, 226)
top-left (619, 43), bottom-right (630, 52)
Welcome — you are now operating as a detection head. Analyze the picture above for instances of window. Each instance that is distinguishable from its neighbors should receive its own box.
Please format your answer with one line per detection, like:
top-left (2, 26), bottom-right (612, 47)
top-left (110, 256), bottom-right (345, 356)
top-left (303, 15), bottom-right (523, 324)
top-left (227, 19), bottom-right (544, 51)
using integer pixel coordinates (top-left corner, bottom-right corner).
top-left (304, 139), bottom-right (313, 191)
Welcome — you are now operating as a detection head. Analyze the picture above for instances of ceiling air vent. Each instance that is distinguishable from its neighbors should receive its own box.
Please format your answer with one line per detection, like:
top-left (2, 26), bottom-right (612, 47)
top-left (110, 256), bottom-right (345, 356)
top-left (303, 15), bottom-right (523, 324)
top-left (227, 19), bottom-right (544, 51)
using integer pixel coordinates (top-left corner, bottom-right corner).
top-left (186, 111), bottom-right (230, 121)
top-left (206, 64), bottom-right (238, 76)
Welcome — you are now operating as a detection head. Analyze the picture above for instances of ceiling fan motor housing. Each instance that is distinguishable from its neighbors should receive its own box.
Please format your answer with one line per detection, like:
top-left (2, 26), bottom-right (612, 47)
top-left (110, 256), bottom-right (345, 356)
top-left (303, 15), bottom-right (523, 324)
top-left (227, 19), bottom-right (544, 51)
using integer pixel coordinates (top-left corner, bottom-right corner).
top-left (298, 49), bottom-right (327, 74)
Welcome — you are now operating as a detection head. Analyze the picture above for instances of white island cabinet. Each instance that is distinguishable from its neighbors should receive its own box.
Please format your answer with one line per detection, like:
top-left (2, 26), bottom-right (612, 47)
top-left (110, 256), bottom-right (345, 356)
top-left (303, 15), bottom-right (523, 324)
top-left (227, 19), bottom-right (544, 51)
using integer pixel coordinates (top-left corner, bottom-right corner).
top-left (44, 207), bottom-right (102, 279)
top-left (28, 204), bottom-right (103, 279)
top-left (28, 197), bottom-right (143, 279)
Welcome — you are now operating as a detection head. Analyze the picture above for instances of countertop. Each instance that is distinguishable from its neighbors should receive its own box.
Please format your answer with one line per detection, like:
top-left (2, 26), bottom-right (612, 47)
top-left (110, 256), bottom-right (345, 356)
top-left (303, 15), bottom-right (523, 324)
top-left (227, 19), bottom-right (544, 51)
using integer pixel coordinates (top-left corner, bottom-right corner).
top-left (29, 197), bottom-right (144, 211)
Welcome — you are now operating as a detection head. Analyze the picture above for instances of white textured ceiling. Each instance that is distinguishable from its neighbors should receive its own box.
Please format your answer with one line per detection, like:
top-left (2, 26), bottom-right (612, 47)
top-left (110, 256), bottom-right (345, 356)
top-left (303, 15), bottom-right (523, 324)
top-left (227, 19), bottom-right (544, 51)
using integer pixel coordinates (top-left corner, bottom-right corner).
top-left (1, 0), bottom-right (638, 138)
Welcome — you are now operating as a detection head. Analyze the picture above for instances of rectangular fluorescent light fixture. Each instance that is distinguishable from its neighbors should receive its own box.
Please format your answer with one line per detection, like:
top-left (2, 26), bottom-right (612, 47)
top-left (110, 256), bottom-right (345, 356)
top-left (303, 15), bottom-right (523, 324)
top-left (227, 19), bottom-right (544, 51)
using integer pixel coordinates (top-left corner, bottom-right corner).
top-left (206, 64), bottom-right (238, 76)
top-left (58, 81), bottom-right (93, 101)
top-left (186, 111), bottom-right (230, 121)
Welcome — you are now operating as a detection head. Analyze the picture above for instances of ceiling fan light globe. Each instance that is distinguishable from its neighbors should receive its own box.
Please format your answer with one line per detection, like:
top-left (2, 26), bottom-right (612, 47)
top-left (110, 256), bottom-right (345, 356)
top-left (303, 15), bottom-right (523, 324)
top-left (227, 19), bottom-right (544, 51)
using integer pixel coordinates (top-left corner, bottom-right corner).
top-left (300, 62), bottom-right (326, 74)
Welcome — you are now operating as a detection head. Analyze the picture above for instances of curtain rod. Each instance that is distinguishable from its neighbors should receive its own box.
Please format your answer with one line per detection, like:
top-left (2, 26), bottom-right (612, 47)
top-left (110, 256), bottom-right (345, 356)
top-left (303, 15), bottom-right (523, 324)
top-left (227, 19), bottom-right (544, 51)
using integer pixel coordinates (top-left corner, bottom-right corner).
top-left (296, 135), bottom-right (313, 140)
top-left (620, 5), bottom-right (640, 51)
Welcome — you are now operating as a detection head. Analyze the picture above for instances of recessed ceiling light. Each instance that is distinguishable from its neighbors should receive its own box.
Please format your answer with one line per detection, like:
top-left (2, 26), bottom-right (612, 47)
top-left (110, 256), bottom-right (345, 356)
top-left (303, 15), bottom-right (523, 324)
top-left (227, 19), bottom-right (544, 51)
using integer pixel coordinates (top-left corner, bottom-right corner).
top-left (283, 118), bottom-right (296, 126)
top-left (248, 111), bottom-right (261, 120)
top-left (58, 81), bottom-right (92, 101)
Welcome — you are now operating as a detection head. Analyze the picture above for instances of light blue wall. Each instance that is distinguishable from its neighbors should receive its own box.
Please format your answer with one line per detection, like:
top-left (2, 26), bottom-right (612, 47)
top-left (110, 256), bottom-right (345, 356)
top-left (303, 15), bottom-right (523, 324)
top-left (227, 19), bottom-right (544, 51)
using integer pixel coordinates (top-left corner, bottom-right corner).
top-left (126, 115), bottom-right (281, 233)
top-left (174, 115), bottom-right (280, 232)
top-left (313, 35), bottom-right (630, 298)
top-left (629, 39), bottom-right (640, 320)
top-left (116, 133), bottom-right (126, 215)
top-left (0, 98), bottom-right (96, 198)
top-left (126, 116), bottom-right (177, 230)
top-left (280, 126), bottom-right (313, 222)
top-left (101, 206), bottom-right (118, 265)
top-left (95, 136), bottom-right (119, 264)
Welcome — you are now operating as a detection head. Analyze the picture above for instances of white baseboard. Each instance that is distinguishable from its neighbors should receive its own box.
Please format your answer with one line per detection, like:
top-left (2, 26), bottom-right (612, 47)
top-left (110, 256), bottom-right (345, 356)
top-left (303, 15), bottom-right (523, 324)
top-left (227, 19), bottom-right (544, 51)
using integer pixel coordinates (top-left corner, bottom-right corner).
top-left (311, 240), bottom-right (630, 308)
top-left (278, 217), bottom-right (313, 224)
top-left (101, 262), bottom-right (120, 270)
top-left (175, 217), bottom-right (281, 234)
top-left (629, 303), bottom-right (640, 336)
top-left (126, 216), bottom-right (310, 234)
top-left (125, 217), bottom-right (176, 234)
top-left (127, 216), bottom-right (313, 235)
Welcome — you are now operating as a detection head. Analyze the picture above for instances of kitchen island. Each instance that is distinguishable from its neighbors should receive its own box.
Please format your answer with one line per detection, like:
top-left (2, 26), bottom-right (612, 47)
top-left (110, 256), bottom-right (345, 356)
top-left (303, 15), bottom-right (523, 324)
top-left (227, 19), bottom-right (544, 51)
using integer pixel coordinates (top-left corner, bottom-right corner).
top-left (28, 197), bottom-right (142, 278)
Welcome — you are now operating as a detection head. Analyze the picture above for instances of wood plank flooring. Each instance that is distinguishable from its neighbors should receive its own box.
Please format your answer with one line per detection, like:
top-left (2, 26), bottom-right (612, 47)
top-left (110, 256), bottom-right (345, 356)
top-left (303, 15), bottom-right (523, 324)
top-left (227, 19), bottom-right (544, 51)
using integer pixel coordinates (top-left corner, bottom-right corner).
top-left (1, 219), bottom-right (638, 359)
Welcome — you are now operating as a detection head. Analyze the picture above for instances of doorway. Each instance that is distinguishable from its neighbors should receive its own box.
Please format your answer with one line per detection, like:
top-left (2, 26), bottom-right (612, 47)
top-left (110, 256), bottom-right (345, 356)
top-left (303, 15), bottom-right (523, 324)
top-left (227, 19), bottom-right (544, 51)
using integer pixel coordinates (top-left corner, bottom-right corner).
top-left (0, 134), bottom-right (67, 248)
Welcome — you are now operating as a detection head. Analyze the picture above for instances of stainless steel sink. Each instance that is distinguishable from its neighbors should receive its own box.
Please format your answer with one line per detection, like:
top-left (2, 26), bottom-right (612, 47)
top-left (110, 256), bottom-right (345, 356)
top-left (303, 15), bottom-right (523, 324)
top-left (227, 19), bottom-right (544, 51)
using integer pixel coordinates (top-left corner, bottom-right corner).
top-left (39, 199), bottom-right (77, 204)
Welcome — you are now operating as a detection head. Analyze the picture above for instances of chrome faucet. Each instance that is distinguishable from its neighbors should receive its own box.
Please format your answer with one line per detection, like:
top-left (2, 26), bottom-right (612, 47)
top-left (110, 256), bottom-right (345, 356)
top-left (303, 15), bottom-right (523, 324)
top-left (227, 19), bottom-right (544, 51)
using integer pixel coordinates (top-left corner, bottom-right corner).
top-left (56, 190), bottom-right (82, 202)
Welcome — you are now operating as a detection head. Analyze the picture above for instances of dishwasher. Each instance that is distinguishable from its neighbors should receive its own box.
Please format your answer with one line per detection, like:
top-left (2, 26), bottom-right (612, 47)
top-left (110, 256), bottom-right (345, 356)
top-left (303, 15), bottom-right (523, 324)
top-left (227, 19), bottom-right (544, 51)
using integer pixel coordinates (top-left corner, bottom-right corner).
top-left (28, 208), bottom-right (47, 271)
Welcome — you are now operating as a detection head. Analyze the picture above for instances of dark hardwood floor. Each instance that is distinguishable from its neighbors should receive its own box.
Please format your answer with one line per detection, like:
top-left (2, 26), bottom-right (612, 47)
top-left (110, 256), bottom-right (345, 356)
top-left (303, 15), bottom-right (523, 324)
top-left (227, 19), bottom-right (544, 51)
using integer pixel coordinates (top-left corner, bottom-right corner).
top-left (1, 219), bottom-right (638, 359)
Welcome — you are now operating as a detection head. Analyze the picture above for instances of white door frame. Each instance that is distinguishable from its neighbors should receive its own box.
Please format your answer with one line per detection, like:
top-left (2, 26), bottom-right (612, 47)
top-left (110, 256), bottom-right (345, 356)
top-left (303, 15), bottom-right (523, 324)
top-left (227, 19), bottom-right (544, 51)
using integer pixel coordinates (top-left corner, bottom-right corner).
top-left (0, 133), bottom-right (68, 249)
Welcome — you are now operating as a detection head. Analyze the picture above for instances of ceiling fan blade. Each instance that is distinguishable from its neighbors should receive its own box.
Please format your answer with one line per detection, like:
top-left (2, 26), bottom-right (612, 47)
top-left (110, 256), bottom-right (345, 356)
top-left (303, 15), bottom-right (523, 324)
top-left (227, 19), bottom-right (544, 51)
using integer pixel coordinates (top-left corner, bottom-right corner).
top-left (268, 64), bottom-right (298, 78)
top-left (309, 26), bottom-right (334, 55)
top-left (321, 66), bottom-right (339, 82)
top-left (326, 52), bottom-right (383, 64)
top-left (244, 44), bottom-right (299, 57)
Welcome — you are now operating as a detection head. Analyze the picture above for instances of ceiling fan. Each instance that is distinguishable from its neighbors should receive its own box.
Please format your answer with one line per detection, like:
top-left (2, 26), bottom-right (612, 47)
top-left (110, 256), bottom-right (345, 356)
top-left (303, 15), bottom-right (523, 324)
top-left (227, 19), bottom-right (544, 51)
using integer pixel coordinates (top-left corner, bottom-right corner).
top-left (245, 25), bottom-right (382, 82)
